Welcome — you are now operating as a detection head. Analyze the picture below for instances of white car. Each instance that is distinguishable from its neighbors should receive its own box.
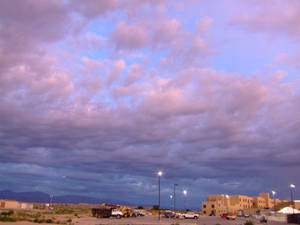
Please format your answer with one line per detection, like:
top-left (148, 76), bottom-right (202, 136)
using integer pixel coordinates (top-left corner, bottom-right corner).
top-left (183, 212), bottom-right (199, 219)
top-left (175, 213), bottom-right (184, 219)
top-left (111, 209), bottom-right (123, 218)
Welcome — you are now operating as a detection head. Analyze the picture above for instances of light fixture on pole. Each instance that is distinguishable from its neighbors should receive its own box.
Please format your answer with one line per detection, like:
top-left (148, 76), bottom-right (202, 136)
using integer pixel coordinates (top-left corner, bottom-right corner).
top-left (157, 170), bottom-right (163, 220)
top-left (173, 184), bottom-right (178, 211)
top-left (290, 184), bottom-right (296, 214)
top-left (49, 195), bottom-right (54, 207)
top-left (271, 190), bottom-right (276, 211)
top-left (169, 195), bottom-right (173, 209)
top-left (225, 194), bottom-right (230, 213)
top-left (183, 189), bottom-right (187, 211)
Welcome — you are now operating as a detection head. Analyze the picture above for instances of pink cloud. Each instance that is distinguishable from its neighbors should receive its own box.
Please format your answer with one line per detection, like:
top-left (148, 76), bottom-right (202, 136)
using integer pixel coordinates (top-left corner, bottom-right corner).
top-left (231, 0), bottom-right (300, 39)
top-left (111, 22), bottom-right (149, 50)
top-left (196, 17), bottom-right (213, 34)
top-left (0, 0), bottom-right (72, 74)
top-left (70, 0), bottom-right (121, 18)
top-left (275, 52), bottom-right (300, 69)
top-left (125, 63), bottom-right (145, 86)
top-left (2, 0), bottom-right (300, 203)
top-left (107, 60), bottom-right (126, 85)
top-left (151, 18), bottom-right (180, 44)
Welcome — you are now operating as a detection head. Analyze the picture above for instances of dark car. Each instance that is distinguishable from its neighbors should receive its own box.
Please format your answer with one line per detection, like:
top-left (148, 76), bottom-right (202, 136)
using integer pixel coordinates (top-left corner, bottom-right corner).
top-left (164, 211), bottom-right (176, 218)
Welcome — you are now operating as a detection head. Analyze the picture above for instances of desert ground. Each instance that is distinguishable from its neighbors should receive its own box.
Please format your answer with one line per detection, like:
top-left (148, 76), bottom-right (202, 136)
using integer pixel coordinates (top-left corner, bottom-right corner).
top-left (0, 214), bottom-right (292, 225)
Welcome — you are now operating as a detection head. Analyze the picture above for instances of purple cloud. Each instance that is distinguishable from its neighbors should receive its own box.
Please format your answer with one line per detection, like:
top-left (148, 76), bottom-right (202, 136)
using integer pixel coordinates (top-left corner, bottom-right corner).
top-left (0, 0), bottom-right (300, 208)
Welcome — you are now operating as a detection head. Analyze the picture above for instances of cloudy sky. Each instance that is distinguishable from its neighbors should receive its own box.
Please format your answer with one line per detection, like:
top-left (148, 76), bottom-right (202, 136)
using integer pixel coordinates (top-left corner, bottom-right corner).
top-left (1, 0), bottom-right (300, 209)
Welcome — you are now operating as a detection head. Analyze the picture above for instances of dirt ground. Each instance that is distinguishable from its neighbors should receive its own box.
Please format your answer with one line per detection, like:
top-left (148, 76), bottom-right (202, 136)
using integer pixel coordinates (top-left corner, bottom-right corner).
top-left (0, 215), bottom-right (291, 225)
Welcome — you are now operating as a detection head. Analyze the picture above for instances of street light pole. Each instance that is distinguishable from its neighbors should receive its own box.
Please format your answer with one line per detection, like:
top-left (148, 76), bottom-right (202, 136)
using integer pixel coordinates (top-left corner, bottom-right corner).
top-left (290, 184), bottom-right (296, 214)
top-left (157, 171), bottom-right (163, 221)
top-left (173, 184), bottom-right (178, 211)
top-left (225, 195), bottom-right (230, 213)
top-left (49, 195), bottom-right (53, 207)
top-left (170, 195), bottom-right (173, 209)
top-left (271, 190), bottom-right (276, 211)
top-left (183, 189), bottom-right (187, 211)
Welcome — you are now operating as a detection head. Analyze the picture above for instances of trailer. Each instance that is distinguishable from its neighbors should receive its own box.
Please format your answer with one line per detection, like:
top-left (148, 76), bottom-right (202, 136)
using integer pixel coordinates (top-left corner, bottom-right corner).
top-left (287, 214), bottom-right (300, 224)
top-left (91, 207), bottom-right (112, 218)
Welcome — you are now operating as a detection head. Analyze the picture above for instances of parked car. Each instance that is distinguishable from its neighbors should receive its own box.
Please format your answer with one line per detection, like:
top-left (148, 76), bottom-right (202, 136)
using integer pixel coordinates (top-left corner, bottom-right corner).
top-left (221, 213), bottom-right (229, 219)
top-left (237, 210), bottom-right (244, 217)
top-left (226, 214), bottom-right (237, 220)
top-left (175, 213), bottom-right (184, 219)
top-left (183, 212), bottom-right (199, 219)
top-left (260, 215), bottom-right (267, 223)
top-left (133, 210), bottom-right (145, 217)
top-left (111, 209), bottom-right (123, 218)
top-left (221, 213), bottom-right (236, 220)
top-left (164, 210), bottom-right (176, 218)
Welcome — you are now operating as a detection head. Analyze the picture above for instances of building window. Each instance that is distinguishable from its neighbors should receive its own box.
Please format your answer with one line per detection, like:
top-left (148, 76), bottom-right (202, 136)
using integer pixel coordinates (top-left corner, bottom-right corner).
top-left (203, 211), bottom-right (206, 214)
top-left (203, 204), bottom-right (206, 208)
top-left (211, 204), bottom-right (215, 208)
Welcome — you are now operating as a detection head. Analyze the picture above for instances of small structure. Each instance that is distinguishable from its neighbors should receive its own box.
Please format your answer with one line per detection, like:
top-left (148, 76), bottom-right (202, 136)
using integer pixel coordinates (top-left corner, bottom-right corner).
top-left (20, 202), bottom-right (34, 209)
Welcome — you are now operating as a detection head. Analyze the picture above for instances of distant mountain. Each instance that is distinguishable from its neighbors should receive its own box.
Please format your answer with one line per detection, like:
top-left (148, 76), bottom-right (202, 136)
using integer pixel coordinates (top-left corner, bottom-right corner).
top-left (0, 190), bottom-right (131, 205)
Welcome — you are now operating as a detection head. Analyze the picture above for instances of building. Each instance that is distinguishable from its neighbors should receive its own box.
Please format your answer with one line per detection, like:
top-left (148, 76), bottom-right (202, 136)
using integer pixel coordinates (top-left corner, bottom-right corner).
top-left (0, 200), bottom-right (33, 209)
top-left (201, 193), bottom-right (289, 216)
top-left (0, 200), bottom-right (20, 209)
top-left (230, 195), bottom-right (253, 210)
top-left (20, 202), bottom-right (34, 209)
top-left (294, 200), bottom-right (300, 210)
top-left (202, 194), bottom-right (226, 216)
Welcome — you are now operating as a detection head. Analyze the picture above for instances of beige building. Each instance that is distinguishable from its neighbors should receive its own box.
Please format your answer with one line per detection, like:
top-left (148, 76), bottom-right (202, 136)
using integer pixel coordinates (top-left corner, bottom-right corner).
top-left (294, 200), bottom-right (300, 210)
top-left (20, 202), bottom-right (34, 209)
top-left (0, 200), bottom-right (33, 209)
top-left (230, 195), bottom-right (253, 210)
top-left (202, 194), bottom-right (233, 216)
top-left (0, 200), bottom-right (20, 208)
top-left (201, 193), bottom-right (289, 216)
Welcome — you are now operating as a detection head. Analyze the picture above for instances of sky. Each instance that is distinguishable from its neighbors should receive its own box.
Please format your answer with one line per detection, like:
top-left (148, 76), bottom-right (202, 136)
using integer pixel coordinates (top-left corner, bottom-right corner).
top-left (0, 0), bottom-right (300, 209)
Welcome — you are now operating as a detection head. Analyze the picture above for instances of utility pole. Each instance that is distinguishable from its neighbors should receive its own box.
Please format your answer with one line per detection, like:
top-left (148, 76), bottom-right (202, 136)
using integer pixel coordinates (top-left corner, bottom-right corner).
top-left (173, 184), bottom-right (178, 211)
top-left (157, 171), bottom-right (163, 220)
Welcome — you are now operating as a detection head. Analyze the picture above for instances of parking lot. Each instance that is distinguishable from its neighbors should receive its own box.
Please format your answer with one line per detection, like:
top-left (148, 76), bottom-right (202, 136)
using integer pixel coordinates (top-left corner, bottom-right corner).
top-left (0, 211), bottom-right (291, 225)
top-left (69, 215), bottom-right (289, 225)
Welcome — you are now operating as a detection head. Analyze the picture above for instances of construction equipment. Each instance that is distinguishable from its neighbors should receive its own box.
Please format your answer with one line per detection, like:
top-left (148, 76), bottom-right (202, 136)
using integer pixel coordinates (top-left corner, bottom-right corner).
top-left (119, 206), bottom-right (135, 217)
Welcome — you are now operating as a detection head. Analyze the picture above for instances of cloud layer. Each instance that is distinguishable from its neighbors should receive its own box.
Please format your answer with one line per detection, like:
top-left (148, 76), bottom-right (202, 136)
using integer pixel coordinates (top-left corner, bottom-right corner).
top-left (0, 0), bottom-right (300, 208)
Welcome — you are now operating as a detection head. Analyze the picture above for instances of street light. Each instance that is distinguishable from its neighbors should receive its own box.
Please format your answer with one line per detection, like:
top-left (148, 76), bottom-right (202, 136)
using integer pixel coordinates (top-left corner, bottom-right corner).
top-left (157, 170), bottom-right (163, 220)
top-left (49, 195), bottom-right (54, 206)
top-left (173, 184), bottom-right (178, 211)
top-left (271, 190), bottom-right (276, 211)
top-left (225, 194), bottom-right (230, 213)
top-left (169, 195), bottom-right (173, 209)
top-left (183, 189), bottom-right (187, 211)
top-left (290, 184), bottom-right (296, 214)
